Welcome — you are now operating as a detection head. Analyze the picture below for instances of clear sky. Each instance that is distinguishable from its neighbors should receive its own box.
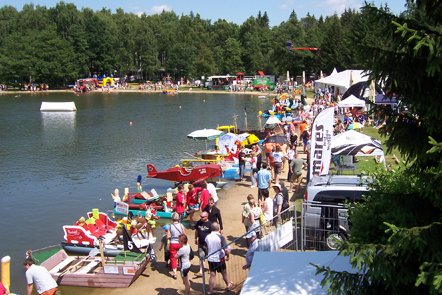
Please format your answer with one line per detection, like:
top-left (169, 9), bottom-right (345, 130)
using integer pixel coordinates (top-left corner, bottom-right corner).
top-left (0, 0), bottom-right (407, 26)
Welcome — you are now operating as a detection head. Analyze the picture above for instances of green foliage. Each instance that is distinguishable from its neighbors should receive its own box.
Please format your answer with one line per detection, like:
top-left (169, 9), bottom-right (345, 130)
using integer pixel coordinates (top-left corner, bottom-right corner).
top-left (0, 1), bottom-right (417, 88)
top-left (3, 3), bottom-right (368, 85)
top-left (315, 2), bottom-right (442, 294)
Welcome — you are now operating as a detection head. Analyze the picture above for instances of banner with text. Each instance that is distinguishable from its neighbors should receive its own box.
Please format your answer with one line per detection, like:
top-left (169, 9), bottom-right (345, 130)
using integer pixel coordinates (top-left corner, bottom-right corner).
top-left (309, 107), bottom-right (334, 179)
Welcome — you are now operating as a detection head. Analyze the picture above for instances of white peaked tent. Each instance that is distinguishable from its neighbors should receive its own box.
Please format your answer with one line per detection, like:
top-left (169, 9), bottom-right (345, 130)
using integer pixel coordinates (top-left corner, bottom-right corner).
top-left (241, 251), bottom-right (358, 295)
top-left (315, 70), bottom-right (368, 94)
top-left (265, 115), bottom-right (282, 125)
top-left (338, 94), bottom-right (366, 108)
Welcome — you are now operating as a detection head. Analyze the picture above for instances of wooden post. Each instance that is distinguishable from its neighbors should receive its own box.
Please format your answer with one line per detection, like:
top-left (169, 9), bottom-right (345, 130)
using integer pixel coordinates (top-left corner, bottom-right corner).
top-left (98, 240), bottom-right (106, 266)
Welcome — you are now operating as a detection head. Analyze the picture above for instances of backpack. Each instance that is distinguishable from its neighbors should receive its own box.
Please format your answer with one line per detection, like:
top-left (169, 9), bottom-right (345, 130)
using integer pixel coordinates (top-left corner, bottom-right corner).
top-left (189, 246), bottom-right (195, 260)
top-left (281, 191), bottom-right (289, 211)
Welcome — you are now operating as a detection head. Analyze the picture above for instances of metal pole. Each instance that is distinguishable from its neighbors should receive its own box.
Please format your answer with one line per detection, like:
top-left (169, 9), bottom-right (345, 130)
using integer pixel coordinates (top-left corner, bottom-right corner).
top-left (244, 107), bottom-right (248, 131)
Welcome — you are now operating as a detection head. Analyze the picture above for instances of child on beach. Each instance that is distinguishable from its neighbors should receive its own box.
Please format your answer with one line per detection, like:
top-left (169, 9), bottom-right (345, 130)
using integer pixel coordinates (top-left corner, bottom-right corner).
top-left (159, 224), bottom-right (171, 267)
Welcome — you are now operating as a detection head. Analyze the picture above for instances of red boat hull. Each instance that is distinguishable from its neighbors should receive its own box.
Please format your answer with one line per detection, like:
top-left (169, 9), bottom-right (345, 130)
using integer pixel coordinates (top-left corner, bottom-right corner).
top-left (146, 163), bottom-right (222, 183)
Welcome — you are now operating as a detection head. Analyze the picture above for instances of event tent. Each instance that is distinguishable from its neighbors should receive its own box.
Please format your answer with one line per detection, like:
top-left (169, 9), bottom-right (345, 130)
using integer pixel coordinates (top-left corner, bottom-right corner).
top-left (240, 251), bottom-right (358, 295)
top-left (342, 81), bottom-right (398, 106)
top-left (315, 70), bottom-right (369, 95)
top-left (332, 130), bottom-right (384, 157)
top-left (265, 115), bottom-right (282, 125)
top-left (338, 94), bottom-right (366, 108)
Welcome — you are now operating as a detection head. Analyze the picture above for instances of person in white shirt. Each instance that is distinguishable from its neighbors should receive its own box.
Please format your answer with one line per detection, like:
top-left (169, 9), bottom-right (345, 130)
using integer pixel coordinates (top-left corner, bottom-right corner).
top-left (177, 234), bottom-right (192, 295)
top-left (272, 145), bottom-right (285, 184)
top-left (242, 230), bottom-right (259, 269)
top-left (262, 194), bottom-right (274, 224)
top-left (205, 222), bottom-right (233, 293)
top-left (24, 258), bottom-right (58, 295)
top-left (205, 181), bottom-right (219, 204)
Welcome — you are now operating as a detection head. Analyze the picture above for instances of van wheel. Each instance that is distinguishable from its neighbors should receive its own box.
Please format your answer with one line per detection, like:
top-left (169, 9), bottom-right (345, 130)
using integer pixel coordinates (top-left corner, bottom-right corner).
top-left (325, 232), bottom-right (346, 250)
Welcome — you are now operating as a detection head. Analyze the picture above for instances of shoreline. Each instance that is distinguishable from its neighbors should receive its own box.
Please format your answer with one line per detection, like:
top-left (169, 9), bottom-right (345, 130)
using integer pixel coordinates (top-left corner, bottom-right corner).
top-left (0, 88), bottom-right (279, 97)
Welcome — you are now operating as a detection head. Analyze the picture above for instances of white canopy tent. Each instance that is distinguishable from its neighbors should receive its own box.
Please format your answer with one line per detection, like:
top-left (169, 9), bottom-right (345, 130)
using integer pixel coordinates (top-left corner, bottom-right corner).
top-left (240, 251), bottom-right (358, 295)
top-left (315, 70), bottom-right (369, 96)
top-left (338, 94), bottom-right (366, 108)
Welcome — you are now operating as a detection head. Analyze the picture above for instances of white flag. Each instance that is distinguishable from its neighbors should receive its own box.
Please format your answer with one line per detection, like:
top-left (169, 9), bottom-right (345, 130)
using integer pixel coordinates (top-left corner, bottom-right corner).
top-left (309, 107), bottom-right (334, 179)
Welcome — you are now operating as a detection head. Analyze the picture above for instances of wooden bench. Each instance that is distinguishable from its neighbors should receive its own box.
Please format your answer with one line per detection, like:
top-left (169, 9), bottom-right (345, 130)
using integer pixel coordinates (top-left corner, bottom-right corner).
top-left (76, 259), bottom-right (101, 274)
top-left (50, 257), bottom-right (76, 274)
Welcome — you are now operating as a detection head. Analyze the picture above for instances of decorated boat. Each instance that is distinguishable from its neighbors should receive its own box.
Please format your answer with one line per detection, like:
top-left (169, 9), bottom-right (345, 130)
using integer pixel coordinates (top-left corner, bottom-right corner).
top-left (125, 190), bottom-right (162, 205)
top-left (114, 199), bottom-right (187, 219)
top-left (126, 208), bottom-right (187, 219)
top-left (30, 227), bottom-right (152, 288)
top-left (259, 111), bottom-right (286, 119)
top-left (62, 209), bottom-right (150, 257)
top-left (147, 163), bottom-right (222, 183)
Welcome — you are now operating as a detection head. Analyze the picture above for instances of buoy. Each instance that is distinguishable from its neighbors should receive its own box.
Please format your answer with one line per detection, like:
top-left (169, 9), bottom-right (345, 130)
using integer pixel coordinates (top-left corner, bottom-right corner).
top-left (1, 256), bottom-right (11, 293)
top-left (129, 121), bottom-right (133, 126)
top-left (179, 105), bottom-right (182, 109)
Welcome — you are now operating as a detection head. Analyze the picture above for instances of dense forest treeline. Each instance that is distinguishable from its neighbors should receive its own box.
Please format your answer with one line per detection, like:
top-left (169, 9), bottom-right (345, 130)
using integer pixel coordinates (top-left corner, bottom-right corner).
top-left (0, 2), bottom-right (404, 87)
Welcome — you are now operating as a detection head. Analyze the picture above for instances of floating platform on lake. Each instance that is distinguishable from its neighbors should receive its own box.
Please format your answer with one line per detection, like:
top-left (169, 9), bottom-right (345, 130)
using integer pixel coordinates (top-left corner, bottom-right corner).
top-left (40, 101), bottom-right (77, 112)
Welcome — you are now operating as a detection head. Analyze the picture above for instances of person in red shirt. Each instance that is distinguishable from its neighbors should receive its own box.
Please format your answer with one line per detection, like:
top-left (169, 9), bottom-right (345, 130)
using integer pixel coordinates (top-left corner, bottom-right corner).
top-left (199, 182), bottom-right (210, 212)
top-left (186, 184), bottom-right (201, 225)
top-left (175, 184), bottom-right (186, 220)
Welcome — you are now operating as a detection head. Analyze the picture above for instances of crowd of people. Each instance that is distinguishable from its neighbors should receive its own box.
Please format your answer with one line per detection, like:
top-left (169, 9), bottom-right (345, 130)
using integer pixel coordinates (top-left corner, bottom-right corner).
top-left (154, 180), bottom-right (231, 295)
top-left (18, 89), bottom-right (376, 295)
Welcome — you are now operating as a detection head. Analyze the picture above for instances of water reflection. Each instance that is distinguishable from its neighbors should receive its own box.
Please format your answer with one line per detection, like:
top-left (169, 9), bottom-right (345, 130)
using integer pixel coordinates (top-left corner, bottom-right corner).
top-left (41, 112), bottom-right (76, 146)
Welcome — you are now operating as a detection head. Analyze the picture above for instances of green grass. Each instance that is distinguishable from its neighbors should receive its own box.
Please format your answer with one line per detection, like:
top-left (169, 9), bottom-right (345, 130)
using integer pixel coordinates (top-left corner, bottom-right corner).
top-left (331, 127), bottom-right (404, 175)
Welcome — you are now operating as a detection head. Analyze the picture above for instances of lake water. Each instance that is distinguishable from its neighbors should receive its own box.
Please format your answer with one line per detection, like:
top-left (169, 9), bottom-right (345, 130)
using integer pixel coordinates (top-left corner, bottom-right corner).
top-left (0, 91), bottom-right (267, 294)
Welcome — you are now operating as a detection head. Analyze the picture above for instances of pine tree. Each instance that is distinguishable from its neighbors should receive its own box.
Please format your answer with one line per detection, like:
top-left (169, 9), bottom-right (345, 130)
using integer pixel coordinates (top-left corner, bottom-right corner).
top-left (316, 2), bottom-right (442, 294)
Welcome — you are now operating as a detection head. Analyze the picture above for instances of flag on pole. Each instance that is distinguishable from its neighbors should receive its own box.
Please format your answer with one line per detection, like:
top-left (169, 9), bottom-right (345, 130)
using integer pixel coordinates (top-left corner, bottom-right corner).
top-left (309, 107), bottom-right (334, 179)
top-left (122, 225), bottom-right (142, 253)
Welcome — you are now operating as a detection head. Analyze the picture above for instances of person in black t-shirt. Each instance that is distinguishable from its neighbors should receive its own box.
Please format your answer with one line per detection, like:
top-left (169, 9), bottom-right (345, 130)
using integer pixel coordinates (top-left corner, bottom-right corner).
top-left (238, 146), bottom-right (247, 181)
top-left (194, 212), bottom-right (212, 275)
top-left (203, 197), bottom-right (223, 233)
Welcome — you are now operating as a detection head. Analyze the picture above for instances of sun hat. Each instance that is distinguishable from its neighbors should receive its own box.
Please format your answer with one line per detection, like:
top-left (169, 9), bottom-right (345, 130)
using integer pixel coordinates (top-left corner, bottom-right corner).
top-left (246, 230), bottom-right (256, 239)
top-left (272, 183), bottom-right (281, 190)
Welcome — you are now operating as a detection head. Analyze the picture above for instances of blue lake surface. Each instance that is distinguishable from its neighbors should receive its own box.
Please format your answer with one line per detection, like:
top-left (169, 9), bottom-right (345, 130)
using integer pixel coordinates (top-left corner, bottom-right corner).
top-left (0, 91), bottom-right (267, 294)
